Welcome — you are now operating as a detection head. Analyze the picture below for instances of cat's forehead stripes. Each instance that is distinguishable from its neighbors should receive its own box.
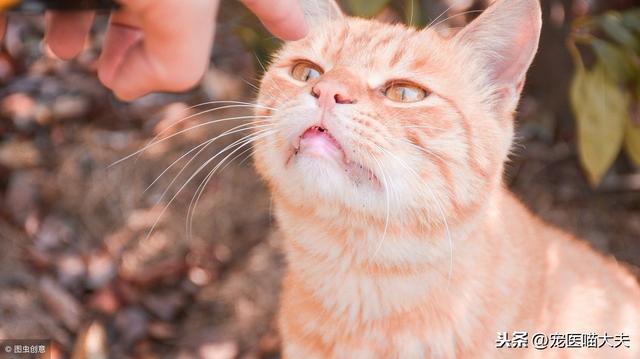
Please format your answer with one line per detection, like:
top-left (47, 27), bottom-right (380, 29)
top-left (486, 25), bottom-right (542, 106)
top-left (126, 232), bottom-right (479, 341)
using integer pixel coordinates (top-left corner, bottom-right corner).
top-left (290, 18), bottom-right (440, 78)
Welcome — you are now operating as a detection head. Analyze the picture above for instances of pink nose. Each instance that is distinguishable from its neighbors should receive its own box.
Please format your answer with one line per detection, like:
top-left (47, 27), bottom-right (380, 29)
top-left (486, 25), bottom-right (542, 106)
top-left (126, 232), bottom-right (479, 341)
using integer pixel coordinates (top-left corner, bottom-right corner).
top-left (311, 80), bottom-right (356, 108)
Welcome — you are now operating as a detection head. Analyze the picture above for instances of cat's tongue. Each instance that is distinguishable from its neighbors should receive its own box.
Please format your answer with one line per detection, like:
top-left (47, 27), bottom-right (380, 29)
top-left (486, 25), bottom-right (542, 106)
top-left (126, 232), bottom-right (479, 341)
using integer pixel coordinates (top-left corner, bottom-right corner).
top-left (299, 126), bottom-right (344, 162)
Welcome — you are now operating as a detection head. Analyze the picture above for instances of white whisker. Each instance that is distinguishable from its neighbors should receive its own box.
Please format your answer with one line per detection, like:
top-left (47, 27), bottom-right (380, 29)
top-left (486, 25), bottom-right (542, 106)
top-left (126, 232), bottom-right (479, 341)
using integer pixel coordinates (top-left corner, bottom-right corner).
top-left (109, 115), bottom-right (272, 168)
top-left (144, 121), bottom-right (272, 193)
top-left (145, 128), bottom-right (275, 243)
top-left (185, 130), bottom-right (276, 240)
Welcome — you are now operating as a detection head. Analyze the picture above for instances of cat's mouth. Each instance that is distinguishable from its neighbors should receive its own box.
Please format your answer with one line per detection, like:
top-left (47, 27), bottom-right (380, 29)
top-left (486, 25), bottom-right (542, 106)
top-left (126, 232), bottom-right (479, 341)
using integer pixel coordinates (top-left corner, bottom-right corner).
top-left (289, 126), bottom-right (380, 186)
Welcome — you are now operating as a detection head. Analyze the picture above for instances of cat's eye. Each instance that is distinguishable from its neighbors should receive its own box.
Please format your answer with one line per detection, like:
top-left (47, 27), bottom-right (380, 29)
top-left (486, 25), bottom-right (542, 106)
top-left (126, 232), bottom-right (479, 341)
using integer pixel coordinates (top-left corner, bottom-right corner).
top-left (384, 82), bottom-right (428, 103)
top-left (291, 62), bottom-right (323, 82)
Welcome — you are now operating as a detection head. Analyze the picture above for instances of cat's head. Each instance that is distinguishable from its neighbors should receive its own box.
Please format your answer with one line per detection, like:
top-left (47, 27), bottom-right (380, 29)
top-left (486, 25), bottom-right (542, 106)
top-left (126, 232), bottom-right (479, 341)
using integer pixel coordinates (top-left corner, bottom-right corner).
top-left (253, 0), bottom-right (541, 224)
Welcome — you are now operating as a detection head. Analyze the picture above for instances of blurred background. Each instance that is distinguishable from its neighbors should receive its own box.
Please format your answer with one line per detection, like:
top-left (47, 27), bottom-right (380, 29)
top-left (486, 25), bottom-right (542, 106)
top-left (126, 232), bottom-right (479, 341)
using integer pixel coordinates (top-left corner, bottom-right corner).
top-left (0, 0), bottom-right (638, 358)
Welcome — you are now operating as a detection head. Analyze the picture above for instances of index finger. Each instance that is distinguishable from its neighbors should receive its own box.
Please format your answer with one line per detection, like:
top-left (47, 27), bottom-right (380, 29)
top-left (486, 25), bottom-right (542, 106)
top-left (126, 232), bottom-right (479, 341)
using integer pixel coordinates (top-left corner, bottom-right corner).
top-left (239, 0), bottom-right (307, 40)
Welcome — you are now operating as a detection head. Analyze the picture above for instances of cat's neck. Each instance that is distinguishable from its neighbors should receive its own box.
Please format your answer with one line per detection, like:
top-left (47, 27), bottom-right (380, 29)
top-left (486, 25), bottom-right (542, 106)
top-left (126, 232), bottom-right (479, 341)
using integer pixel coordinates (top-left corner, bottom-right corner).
top-left (274, 186), bottom-right (507, 323)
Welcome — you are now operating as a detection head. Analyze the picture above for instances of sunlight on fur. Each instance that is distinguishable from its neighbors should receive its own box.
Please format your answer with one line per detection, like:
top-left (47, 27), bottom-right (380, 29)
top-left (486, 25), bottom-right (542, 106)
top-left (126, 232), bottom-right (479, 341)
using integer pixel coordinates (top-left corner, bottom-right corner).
top-left (248, 0), bottom-right (640, 358)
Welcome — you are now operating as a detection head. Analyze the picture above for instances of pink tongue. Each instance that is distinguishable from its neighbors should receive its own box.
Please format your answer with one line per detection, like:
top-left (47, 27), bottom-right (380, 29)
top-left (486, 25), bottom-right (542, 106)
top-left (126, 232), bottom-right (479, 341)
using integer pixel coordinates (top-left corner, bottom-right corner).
top-left (300, 128), bottom-right (343, 161)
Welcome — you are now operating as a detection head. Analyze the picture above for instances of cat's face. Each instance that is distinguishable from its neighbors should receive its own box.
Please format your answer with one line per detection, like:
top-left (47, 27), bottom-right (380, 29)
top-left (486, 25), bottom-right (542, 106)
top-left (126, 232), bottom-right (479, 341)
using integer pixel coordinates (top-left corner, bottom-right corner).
top-left (253, 0), bottom-right (541, 223)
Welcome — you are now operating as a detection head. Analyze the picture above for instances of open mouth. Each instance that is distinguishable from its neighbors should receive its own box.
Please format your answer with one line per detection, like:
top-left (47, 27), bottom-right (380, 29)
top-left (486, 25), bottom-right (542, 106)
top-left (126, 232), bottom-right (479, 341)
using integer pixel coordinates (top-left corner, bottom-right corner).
top-left (290, 126), bottom-right (380, 186)
top-left (294, 126), bottom-right (344, 159)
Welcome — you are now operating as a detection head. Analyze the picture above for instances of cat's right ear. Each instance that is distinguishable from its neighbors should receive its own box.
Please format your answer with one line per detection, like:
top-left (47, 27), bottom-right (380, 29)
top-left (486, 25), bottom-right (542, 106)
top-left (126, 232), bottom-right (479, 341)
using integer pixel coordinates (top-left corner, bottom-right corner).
top-left (299, 0), bottom-right (344, 24)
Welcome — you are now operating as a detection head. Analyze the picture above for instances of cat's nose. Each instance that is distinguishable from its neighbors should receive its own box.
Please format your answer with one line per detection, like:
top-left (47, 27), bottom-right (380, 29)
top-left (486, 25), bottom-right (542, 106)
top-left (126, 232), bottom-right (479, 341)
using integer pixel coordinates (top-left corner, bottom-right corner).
top-left (311, 80), bottom-right (356, 108)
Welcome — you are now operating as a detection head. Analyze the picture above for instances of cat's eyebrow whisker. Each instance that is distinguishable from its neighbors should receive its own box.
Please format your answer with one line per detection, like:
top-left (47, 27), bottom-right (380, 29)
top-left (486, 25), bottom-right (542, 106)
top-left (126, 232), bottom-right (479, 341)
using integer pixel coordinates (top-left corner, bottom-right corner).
top-left (241, 78), bottom-right (261, 92)
top-left (254, 53), bottom-right (289, 98)
top-left (426, 0), bottom-right (464, 30)
top-left (428, 10), bottom-right (483, 30)
top-left (109, 115), bottom-right (273, 168)
top-left (144, 121), bottom-right (272, 194)
top-left (146, 129), bottom-right (276, 242)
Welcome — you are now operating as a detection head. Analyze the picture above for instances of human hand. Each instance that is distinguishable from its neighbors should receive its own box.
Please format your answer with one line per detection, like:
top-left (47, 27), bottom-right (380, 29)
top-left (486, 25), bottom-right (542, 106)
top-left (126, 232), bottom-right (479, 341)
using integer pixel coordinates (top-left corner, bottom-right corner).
top-left (0, 0), bottom-right (308, 100)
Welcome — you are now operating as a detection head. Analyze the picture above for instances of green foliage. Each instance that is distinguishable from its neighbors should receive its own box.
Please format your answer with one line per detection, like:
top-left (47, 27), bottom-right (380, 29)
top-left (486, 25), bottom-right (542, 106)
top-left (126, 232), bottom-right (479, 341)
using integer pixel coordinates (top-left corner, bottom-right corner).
top-left (625, 119), bottom-right (640, 166)
top-left (403, 0), bottom-right (426, 27)
top-left (568, 8), bottom-right (640, 186)
top-left (345, 0), bottom-right (390, 17)
top-left (343, 0), bottom-right (426, 26)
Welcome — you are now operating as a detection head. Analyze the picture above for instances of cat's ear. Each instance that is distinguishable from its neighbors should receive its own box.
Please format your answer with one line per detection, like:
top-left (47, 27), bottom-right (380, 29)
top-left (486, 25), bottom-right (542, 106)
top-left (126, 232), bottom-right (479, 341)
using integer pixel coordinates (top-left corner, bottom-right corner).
top-left (299, 0), bottom-right (344, 24)
top-left (453, 0), bottom-right (541, 110)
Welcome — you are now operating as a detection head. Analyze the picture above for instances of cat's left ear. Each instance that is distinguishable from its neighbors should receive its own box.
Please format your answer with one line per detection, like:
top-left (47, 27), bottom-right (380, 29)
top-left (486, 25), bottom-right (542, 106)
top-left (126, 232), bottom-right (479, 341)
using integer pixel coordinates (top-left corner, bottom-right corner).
top-left (299, 0), bottom-right (344, 25)
top-left (452, 0), bottom-right (542, 111)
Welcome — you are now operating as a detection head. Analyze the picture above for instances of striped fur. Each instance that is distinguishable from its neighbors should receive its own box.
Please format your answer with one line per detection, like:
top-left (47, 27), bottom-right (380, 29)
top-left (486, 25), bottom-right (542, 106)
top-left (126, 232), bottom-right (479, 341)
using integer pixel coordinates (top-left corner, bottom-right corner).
top-left (252, 0), bottom-right (640, 357)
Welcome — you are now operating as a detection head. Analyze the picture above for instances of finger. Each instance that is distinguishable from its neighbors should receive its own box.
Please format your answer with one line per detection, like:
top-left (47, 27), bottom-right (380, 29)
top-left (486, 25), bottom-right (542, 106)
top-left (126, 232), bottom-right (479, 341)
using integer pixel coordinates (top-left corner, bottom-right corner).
top-left (44, 11), bottom-right (95, 60)
top-left (102, 0), bottom-right (219, 100)
top-left (97, 20), bottom-right (142, 88)
top-left (239, 0), bottom-right (307, 40)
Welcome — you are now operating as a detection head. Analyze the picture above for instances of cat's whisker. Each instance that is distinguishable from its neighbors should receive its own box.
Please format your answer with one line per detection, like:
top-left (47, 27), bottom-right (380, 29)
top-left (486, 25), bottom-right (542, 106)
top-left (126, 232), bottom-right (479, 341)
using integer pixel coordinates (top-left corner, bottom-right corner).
top-left (133, 101), bottom-right (276, 165)
top-left (153, 123), bottom-right (273, 210)
top-left (187, 141), bottom-right (258, 240)
top-left (426, 0), bottom-right (469, 30)
top-left (144, 121), bottom-right (272, 194)
top-left (186, 135), bottom-right (278, 240)
top-left (369, 150), bottom-right (391, 261)
top-left (429, 10), bottom-right (483, 30)
top-left (148, 101), bottom-right (276, 143)
top-left (185, 130), bottom-right (276, 240)
top-left (385, 135), bottom-right (450, 165)
top-left (376, 144), bottom-right (454, 283)
top-left (429, 186), bottom-right (453, 285)
top-left (254, 53), bottom-right (289, 98)
top-left (146, 128), bottom-right (275, 243)
top-left (109, 115), bottom-right (272, 168)
top-left (241, 78), bottom-right (261, 92)
top-left (398, 124), bottom-right (450, 131)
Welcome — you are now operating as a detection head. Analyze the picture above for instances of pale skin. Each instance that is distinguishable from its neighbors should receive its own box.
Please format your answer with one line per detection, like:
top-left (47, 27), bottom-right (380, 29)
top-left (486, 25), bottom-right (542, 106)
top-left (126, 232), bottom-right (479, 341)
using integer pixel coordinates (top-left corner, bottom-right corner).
top-left (0, 0), bottom-right (308, 100)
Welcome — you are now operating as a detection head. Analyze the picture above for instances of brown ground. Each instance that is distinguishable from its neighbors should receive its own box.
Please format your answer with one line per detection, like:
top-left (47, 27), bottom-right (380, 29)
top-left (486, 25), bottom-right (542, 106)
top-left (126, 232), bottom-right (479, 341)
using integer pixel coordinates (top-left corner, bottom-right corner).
top-left (0, 10), bottom-right (638, 359)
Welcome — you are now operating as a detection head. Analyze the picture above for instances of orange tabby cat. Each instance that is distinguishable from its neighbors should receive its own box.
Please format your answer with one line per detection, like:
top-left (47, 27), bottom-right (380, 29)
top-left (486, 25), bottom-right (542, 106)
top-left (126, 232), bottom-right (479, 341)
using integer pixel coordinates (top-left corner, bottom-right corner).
top-left (251, 0), bottom-right (640, 357)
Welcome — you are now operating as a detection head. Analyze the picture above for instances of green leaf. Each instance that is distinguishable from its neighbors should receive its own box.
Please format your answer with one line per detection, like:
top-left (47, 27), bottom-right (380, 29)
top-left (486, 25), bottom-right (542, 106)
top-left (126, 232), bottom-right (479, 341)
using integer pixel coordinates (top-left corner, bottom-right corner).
top-left (621, 9), bottom-right (640, 33)
top-left (600, 12), bottom-right (639, 51)
top-left (345, 0), bottom-right (390, 17)
top-left (590, 39), bottom-right (636, 83)
top-left (625, 120), bottom-right (640, 166)
top-left (570, 63), bottom-right (629, 186)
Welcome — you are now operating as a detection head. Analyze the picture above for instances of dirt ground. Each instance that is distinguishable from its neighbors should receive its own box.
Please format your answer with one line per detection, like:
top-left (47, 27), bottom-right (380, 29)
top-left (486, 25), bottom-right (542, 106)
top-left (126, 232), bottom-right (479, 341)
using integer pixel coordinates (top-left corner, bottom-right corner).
top-left (0, 10), bottom-right (638, 359)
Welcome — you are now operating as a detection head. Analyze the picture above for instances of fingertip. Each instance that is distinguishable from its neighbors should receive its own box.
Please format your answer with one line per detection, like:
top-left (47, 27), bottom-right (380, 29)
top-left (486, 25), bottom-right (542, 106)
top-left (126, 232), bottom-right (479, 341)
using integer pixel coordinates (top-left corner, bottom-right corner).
top-left (113, 87), bottom-right (146, 102)
top-left (279, 21), bottom-right (308, 41)
top-left (44, 11), bottom-right (94, 60)
top-left (270, 15), bottom-right (308, 41)
top-left (241, 0), bottom-right (308, 41)
top-left (280, 1), bottom-right (308, 40)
